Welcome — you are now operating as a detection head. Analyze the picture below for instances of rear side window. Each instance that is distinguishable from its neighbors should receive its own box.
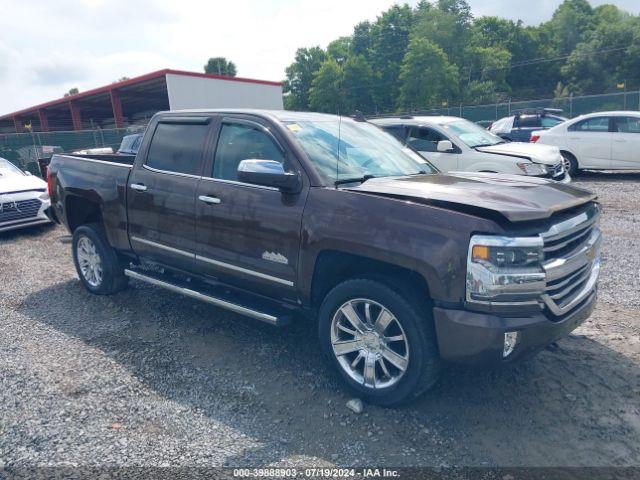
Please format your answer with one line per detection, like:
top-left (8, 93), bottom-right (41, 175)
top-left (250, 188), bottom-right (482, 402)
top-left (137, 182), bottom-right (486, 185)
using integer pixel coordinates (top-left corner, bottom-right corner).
top-left (382, 126), bottom-right (406, 142)
top-left (146, 122), bottom-right (209, 175)
top-left (614, 117), bottom-right (640, 133)
top-left (569, 117), bottom-right (610, 132)
top-left (212, 122), bottom-right (284, 181)
top-left (516, 115), bottom-right (540, 128)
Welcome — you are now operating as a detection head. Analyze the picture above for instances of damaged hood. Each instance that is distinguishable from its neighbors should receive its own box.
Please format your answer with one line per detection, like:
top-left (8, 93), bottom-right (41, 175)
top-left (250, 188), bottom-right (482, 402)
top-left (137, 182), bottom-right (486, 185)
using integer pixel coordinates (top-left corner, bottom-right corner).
top-left (347, 172), bottom-right (596, 222)
top-left (0, 173), bottom-right (47, 194)
top-left (476, 142), bottom-right (562, 165)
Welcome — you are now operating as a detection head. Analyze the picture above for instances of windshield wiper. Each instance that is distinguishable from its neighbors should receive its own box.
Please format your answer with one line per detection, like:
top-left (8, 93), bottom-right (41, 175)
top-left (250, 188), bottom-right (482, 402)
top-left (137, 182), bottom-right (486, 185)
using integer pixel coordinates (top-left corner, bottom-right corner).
top-left (334, 174), bottom-right (377, 186)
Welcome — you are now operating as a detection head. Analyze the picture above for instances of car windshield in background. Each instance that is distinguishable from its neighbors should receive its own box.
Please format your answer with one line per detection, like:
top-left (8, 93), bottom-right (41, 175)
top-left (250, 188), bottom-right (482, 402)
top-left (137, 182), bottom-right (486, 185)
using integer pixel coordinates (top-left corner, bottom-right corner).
top-left (442, 119), bottom-right (506, 148)
top-left (0, 158), bottom-right (24, 177)
top-left (283, 119), bottom-right (436, 184)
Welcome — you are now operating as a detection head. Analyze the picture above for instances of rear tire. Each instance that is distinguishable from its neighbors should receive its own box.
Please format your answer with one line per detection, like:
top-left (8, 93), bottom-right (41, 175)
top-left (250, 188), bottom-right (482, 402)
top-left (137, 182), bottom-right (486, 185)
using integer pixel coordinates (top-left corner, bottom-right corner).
top-left (72, 223), bottom-right (128, 295)
top-left (318, 278), bottom-right (440, 407)
top-left (561, 152), bottom-right (579, 177)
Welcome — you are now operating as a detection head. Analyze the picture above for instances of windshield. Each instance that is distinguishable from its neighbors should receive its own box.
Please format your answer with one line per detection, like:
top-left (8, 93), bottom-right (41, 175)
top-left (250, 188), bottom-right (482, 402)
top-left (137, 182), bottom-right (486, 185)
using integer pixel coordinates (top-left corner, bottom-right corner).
top-left (440, 119), bottom-right (505, 148)
top-left (0, 158), bottom-right (25, 178)
top-left (283, 119), bottom-right (436, 184)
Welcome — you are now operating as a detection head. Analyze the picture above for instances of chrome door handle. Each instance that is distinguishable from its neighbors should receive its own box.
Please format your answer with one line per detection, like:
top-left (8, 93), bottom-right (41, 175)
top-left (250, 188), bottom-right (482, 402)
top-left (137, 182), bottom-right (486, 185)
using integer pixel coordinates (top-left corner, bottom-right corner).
top-left (130, 183), bottom-right (148, 192)
top-left (198, 195), bottom-right (221, 205)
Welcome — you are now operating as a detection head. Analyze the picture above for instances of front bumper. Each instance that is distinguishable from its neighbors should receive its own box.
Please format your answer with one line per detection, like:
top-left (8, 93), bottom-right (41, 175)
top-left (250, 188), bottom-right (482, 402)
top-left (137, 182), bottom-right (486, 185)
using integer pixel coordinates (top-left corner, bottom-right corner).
top-left (433, 290), bottom-right (596, 366)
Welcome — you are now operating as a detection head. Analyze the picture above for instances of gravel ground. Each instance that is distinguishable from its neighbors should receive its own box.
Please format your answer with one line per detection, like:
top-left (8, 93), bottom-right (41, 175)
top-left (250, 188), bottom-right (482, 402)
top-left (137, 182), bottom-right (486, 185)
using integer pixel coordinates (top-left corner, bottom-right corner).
top-left (0, 171), bottom-right (639, 468)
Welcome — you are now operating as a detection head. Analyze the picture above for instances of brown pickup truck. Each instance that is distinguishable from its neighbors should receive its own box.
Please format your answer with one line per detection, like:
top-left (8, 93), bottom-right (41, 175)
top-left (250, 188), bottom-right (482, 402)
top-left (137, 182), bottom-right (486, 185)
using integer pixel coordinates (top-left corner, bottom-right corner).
top-left (47, 109), bottom-right (601, 406)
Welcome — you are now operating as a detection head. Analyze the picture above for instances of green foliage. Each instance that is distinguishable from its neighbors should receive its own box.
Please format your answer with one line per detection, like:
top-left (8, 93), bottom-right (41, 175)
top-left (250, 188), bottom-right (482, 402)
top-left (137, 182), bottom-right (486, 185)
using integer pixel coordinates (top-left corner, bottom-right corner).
top-left (64, 87), bottom-right (79, 97)
top-left (204, 57), bottom-right (237, 77)
top-left (282, 0), bottom-right (640, 114)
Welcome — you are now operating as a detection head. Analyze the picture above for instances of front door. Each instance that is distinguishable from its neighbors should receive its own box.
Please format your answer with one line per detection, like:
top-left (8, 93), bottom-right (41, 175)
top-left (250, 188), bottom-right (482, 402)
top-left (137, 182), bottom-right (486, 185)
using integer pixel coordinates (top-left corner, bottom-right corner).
top-left (127, 117), bottom-right (213, 271)
top-left (565, 116), bottom-right (612, 168)
top-left (195, 116), bottom-right (308, 300)
top-left (611, 116), bottom-right (640, 169)
top-left (406, 127), bottom-right (458, 172)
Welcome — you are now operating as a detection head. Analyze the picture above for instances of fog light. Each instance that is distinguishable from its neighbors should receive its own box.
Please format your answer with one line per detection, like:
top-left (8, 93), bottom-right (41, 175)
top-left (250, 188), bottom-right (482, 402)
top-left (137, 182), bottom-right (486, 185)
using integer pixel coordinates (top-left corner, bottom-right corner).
top-left (503, 331), bottom-right (520, 358)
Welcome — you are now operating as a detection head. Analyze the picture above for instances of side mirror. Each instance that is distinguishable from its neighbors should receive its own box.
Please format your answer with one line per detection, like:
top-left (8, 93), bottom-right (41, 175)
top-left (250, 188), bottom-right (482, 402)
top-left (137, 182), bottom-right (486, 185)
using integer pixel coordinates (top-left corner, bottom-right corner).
top-left (237, 159), bottom-right (301, 193)
top-left (436, 140), bottom-right (454, 153)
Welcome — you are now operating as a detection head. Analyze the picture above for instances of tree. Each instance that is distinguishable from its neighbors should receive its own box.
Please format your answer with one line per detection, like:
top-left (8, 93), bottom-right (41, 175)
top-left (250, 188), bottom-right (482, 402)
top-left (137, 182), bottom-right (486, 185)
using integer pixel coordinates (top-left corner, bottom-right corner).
top-left (284, 47), bottom-right (328, 110)
top-left (308, 59), bottom-right (342, 113)
top-left (351, 21), bottom-right (372, 58)
top-left (397, 37), bottom-right (459, 110)
top-left (369, 4), bottom-right (415, 112)
top-left (327, 37), bottom-right (352, 65)
top-left (204, 57), bottom-right (237, 76)
top-left (64, 87), bottom-right (79, 97)
top-left (341, 55), bottom-right (374, 114)
top-left (545, 0), bottom-right (594, 55)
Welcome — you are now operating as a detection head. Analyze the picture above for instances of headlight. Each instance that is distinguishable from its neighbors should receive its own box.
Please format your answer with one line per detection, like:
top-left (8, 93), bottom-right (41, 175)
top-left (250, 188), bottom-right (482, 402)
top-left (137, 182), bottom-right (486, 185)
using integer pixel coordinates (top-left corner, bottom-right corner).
top-left (517, 162), bottom-right (547, 176)
top-left (467, 235), bottom-right (545, 305)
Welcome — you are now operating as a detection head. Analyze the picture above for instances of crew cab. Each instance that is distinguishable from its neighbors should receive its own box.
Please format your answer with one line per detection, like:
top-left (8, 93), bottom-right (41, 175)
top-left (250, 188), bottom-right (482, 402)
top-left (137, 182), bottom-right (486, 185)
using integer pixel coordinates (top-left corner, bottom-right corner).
top-left (47, 109), bottom-right (601, 405)
top-left (372, 116), bottom-right (569, 182)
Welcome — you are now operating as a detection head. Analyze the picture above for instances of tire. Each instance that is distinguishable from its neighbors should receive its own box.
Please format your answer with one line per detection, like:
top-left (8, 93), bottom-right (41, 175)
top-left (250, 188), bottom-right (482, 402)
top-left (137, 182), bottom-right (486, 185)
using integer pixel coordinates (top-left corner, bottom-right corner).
top-left (318, 278), bottom-right (440, 407)
top-left (561, 152), bottom-right (579, 177)
top-left (72, 223), bottom-right (128, 295)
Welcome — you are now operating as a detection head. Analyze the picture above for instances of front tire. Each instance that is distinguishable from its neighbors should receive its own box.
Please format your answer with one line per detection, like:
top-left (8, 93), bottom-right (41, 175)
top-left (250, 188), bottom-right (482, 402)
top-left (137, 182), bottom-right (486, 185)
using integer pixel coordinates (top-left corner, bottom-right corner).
top-left (72, 223), bottom-right (128, 295)
top-left (318, 279), bottom-right (440, 407)
top-left (561, 152), bottom-right (579, 177)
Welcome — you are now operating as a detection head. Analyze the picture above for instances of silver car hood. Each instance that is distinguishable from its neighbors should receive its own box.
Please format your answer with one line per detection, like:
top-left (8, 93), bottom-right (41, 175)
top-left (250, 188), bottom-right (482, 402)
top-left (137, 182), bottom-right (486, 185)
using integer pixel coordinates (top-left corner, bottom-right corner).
top-left (476, 142), bottom-right (562, 165)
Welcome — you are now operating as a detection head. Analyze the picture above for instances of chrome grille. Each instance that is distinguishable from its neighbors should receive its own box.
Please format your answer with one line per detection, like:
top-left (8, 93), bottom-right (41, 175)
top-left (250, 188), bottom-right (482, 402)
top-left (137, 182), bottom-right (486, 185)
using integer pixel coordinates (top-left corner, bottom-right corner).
top-left (0, 198), bottom-right (42, 224)
top-left (541, 204), bottom-right (600, 317)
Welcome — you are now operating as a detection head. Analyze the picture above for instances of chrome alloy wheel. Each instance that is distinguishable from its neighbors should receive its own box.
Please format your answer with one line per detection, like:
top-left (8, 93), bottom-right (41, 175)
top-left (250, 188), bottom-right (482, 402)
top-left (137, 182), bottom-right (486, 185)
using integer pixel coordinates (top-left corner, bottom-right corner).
top-left (76, 236), bottom-right (103, 287)
top-left (562, 155), bottom-right (572, 173)
top-left (330, 298), bottom-right (409, 390)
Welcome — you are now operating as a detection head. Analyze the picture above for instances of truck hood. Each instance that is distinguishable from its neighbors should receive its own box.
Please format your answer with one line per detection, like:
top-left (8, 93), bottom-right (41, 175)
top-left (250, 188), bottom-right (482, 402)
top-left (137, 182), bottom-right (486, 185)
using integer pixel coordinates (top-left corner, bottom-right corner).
top-left (476, 142), bottom-right (562, 165)
top-left (347, 172), bottom-right (595, 222)
top-left (0, 174), bottom-right (47, 194)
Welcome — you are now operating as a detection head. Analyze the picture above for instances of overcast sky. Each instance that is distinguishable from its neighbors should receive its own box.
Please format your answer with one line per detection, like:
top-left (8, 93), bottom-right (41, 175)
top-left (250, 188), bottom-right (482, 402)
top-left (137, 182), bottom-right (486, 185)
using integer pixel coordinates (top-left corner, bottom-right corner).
top-left (1, 0), bottom-right (638, 114)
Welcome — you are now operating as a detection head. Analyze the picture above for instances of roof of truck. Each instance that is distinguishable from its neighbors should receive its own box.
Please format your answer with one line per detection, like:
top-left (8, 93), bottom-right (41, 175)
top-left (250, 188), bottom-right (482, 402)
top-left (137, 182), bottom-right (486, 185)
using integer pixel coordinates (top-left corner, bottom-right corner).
top-left (160, 109), bottom-right (355, 122)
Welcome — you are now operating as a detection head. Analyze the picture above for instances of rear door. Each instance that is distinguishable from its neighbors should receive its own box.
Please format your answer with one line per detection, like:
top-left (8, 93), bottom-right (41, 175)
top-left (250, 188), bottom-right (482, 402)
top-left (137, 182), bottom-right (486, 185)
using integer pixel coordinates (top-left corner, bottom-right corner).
top-left (406, 126), bottom-right (458, 172)
top-left (610, 116), bottom-right (640, 169)
top-left (195, 116), bottom-right (308, 300)
top-left (565, 116), bottom-right (613, 168)
top-left (127, 116), bottom-right (213, 271)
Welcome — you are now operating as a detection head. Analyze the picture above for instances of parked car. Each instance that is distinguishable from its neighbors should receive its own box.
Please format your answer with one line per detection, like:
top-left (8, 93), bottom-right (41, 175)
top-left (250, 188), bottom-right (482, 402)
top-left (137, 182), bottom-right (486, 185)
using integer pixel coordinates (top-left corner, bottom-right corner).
top-left (117, 133), bottom-right (143, 155)
top-left (0, 157), bottom-right (51, 233)
top-left (532, 111), bottom-right (640, 176)
top-left (47, 109), bottom-right (600, 406)
top-left (372, 116), bottom-right (569, 182)
top-left (490, 108), bottom-right (567, 142)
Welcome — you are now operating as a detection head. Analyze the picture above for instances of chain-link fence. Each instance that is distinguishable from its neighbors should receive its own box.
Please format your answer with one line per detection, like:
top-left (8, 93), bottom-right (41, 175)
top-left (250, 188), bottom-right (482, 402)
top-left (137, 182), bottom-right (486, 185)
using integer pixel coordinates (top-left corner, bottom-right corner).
top-left (406, 90), bottom-right (640, 122)
top-left (0, 127), bottom-right (144, 176)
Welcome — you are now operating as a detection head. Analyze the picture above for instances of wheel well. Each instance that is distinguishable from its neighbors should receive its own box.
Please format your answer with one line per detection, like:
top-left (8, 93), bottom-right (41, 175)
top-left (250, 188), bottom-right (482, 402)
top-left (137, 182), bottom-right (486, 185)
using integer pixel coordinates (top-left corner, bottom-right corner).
top-left (310, 250), bottom-right (431, 311)
top-left (560, 150), bottom-right (577, 161)
top-left (65, 196), bottom-right (102, 232)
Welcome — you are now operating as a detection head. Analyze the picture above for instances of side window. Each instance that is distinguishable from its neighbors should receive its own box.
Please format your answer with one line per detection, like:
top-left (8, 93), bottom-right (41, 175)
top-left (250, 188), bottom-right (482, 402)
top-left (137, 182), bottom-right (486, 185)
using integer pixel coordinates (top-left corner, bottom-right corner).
top-left (382, 126), bottom-right (406, 142)
top-left (515, 115), bottom-right (540, 128)
top-left (406, 127), bottom-right (446, 152)
top-left (146, 122), bottom-right (209, 175)
top-left (213, 122), bottom-right (284, 181)
top-left (614, 117), bottom-right (640, 134)
top-left (569, 117), bottom-right (610, 132)
top-left (541, 116), bottom-right (564, 128)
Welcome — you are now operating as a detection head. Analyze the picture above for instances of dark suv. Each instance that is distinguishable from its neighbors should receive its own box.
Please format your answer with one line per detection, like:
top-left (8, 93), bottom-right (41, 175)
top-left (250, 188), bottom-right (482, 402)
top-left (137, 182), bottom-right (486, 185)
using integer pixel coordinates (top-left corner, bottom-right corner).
top-left (490, 108), bottom-right (567, 142)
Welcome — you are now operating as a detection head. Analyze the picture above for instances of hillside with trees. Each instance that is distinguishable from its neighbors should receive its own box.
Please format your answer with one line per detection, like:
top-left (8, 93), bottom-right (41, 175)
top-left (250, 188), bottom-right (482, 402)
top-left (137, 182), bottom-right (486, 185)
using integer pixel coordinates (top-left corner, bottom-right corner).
top-left (283, 0), bottom-right (640, 114)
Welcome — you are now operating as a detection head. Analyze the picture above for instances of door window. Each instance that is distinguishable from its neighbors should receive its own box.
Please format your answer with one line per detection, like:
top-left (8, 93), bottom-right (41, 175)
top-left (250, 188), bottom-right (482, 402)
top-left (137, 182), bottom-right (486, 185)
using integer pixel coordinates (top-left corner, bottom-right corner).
top-left (382, 126), bottom-right (406, 142)
top-left (406, 127), bottom-right (447, 152)
top-left (146, 122), bottom-right (209, 175)
top-left (212, 122), bottom-right (284, 181)
top-left (614, 117), bottom-right (640, 133)
top-left (569, 117), bottom-right (611, 132)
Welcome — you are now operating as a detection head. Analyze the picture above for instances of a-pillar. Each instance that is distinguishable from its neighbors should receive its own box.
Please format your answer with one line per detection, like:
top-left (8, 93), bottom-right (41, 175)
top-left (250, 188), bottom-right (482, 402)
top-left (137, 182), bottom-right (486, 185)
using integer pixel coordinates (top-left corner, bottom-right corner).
top-left (110, 89), bottom-right (124, 128)
top-left (69, 101), bottom-right (82, 131)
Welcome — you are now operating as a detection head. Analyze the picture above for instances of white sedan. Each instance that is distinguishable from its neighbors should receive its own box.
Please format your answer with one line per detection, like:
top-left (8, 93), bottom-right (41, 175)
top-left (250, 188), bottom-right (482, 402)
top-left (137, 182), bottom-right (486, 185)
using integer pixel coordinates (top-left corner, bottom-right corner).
top-left (0, 158), bottom-right (52, 233)
top-left (372, 116), bottom-right (569, 182)
top-left (532, 111), bottom-right (640, 175)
